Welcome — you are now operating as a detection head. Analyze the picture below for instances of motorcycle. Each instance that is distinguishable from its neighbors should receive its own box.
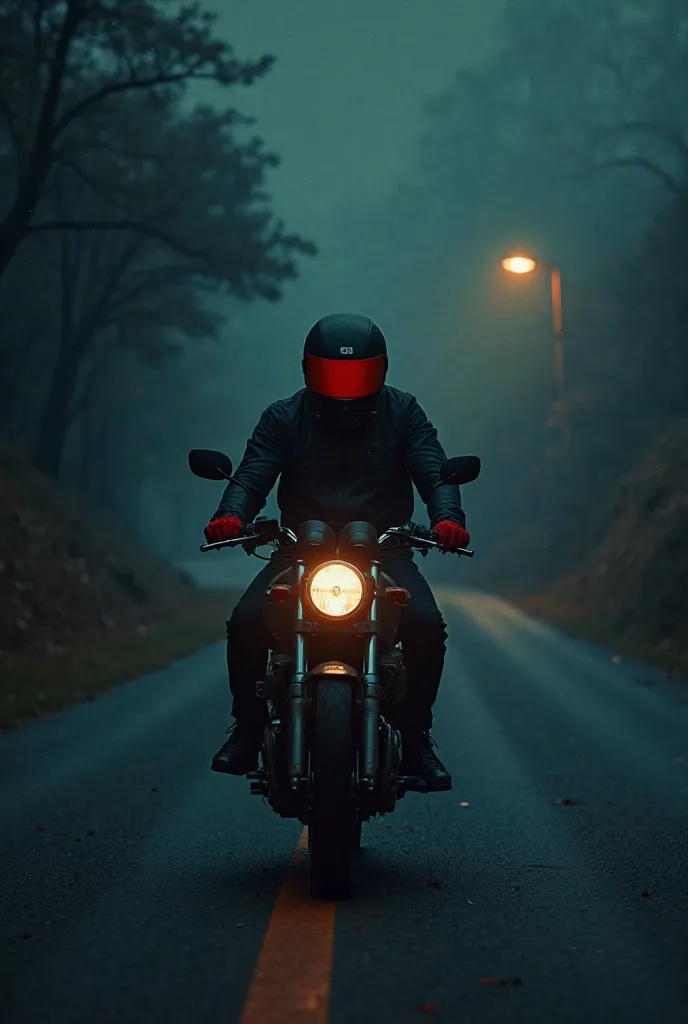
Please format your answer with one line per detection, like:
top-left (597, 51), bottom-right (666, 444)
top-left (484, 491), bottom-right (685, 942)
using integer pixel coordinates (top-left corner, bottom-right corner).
top-left (189, 448), bottom-right (481, 899)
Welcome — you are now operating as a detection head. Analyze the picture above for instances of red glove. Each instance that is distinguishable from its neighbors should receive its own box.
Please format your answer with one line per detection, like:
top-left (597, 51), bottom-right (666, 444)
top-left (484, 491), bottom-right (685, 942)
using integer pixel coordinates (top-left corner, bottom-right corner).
top-left (204, 515), bottom-right (244, 543)
top-left (434, 520), bottom-right (470, 552)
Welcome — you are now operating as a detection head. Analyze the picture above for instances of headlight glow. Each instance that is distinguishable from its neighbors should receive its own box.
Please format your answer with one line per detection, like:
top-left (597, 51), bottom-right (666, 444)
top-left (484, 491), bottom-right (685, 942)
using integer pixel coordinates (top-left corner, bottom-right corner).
top-left (307, 561), bottom-right (365, 618)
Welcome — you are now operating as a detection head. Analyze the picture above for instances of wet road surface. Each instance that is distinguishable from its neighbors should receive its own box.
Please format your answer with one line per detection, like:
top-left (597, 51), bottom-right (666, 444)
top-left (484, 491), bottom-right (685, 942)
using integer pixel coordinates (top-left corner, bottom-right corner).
top-left (1, 588), bottom-right (687, 1023)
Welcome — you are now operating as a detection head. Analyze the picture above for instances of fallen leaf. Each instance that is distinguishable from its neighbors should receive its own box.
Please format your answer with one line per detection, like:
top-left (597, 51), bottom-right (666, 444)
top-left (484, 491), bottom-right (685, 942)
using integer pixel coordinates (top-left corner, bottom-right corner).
top-left (420, 1003), bottom-right (437, 1014)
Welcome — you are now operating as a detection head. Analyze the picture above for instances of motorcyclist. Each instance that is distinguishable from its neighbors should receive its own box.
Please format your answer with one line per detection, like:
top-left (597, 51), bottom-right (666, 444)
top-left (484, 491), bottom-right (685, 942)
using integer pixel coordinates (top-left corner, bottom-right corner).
top-left (204, 313), bottom-right (470, 792)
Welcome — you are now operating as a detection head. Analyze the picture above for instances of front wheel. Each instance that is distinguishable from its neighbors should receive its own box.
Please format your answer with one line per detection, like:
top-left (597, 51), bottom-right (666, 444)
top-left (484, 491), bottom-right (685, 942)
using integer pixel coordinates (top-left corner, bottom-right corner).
top-left (308, 680), bottom-right (357, 899)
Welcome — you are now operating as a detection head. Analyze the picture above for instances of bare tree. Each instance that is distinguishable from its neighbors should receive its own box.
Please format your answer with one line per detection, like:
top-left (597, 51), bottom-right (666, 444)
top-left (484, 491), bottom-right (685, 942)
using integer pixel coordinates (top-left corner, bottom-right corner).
top-left (0, 0), bottom-right (274, 276)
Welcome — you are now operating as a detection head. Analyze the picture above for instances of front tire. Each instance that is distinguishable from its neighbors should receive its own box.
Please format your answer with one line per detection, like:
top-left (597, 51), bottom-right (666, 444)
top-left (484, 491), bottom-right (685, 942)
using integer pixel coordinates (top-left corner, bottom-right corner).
top-left (308, 680), bottom-right (357, 899)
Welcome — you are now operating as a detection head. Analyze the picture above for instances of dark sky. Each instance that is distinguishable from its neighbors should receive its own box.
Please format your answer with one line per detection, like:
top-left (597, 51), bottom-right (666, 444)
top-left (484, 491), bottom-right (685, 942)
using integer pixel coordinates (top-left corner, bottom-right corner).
top-left (204, 0), bottom-right (505, 231)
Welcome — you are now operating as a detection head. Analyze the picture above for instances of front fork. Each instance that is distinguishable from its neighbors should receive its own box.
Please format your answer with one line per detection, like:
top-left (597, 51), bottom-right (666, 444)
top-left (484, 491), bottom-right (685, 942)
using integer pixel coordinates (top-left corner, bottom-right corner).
top-left (285, 559), bottom-right (382, 790)
top-left (287, 560), bottom-right (308, 785)
top-left (359, 562), bottom-right (381, 789)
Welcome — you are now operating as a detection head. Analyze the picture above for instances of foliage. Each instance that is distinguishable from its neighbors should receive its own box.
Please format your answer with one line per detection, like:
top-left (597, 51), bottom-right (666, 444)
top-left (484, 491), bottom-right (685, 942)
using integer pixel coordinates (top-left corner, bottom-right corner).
top-left (0, 0), bottom-right (316, 481)
top-left (0, 0), bottom-right (273, 269)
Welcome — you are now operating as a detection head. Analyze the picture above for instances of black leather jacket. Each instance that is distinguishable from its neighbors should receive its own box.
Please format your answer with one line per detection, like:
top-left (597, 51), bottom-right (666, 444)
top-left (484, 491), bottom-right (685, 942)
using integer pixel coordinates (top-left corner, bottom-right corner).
top-left (213, 387), bottom-right (465, 535)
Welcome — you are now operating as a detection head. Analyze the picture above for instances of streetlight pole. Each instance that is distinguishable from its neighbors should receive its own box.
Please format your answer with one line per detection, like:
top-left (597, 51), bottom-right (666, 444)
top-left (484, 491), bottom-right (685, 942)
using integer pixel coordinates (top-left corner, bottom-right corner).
top-left (501, 255), bottom-right (570, 448)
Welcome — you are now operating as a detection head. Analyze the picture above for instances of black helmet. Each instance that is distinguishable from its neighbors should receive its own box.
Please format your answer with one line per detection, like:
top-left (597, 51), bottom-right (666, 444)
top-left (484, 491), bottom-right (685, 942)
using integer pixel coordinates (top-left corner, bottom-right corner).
top-left (303, 313), bottom-right (388, 401)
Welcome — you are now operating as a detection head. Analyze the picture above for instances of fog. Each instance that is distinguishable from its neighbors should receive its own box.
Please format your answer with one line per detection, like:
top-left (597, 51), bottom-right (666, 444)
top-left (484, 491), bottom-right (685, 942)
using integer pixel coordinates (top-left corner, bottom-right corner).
top-left (207, 0), bottom-right (505, 228)
top-left (188, 0), bottom-right (506, 422)
top-left (2, 0), bottom-right (686, 592)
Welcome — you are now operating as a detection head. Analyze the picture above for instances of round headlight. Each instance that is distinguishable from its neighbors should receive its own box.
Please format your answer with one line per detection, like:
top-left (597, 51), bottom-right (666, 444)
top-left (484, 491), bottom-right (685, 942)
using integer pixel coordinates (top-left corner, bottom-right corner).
top-left (307, 561), bottom-right (365, 619)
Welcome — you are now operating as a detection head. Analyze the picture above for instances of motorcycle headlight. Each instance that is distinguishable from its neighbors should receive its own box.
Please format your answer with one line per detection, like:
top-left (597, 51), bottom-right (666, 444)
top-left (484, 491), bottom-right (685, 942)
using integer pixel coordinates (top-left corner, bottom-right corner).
top-left (307, 561), bottom-right (365, 619)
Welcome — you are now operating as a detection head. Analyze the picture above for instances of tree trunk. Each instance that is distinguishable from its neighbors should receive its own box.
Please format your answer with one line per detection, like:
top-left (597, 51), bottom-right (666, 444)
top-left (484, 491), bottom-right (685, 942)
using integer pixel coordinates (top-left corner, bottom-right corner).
top-left (79, 359), bottom-right (98, 494)
top-left (0, 2), bottom-right (83, 280)
top-left (33, 339), bottom-right (83, 478)
top-left (0, 200), bottom-right (36, 279)
top-left (33, 222), bottom-right (83, 478)
top-left (0, 338), bottom-right (20, 435)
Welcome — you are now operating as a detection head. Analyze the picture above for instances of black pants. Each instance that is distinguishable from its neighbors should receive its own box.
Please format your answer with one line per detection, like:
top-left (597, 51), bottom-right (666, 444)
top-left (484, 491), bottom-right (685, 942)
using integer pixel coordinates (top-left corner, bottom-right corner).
top-left (225, 552), bottom-right (447, 734)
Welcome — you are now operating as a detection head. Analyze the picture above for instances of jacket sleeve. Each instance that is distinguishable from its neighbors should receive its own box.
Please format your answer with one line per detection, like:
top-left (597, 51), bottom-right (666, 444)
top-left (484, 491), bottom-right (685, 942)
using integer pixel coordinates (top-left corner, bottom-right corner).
top-left (404, 396), bottom-right (465, 528)
top-left (211, 403), bottom-right (287, 523)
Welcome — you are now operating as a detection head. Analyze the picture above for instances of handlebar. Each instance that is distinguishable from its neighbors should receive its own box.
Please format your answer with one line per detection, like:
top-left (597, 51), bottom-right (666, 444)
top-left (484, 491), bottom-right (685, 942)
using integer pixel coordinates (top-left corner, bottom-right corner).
top-left (200, 521), bottom-right (473, 557)
top-left (200, 523), bottom-right (297, 553)
top-left (378, 524), bottom-right (474, 557)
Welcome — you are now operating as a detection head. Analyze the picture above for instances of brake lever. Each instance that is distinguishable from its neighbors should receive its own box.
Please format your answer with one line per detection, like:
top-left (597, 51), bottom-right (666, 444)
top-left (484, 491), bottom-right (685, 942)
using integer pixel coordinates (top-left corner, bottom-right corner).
top-left (199, 528), bottom-right (259, 553)
top-left (200, 537), bottom-right (245, 553)
top-left (200, 521), bottom-right (296, 554)
top-left (381, 525), bottom-right (474, 558)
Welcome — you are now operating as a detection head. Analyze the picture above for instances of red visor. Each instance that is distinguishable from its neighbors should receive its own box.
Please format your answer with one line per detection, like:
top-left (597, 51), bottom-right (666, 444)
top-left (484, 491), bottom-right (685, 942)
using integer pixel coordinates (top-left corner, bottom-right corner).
top-left (305, 353), bottom-right (386, 399)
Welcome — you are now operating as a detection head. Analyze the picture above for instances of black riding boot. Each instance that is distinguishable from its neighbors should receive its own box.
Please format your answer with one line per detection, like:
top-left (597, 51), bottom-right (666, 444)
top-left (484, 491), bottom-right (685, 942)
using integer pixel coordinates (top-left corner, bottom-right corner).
top-left (211, 721), bottom-right (264, 775)
top-left (400, 731), bottom-right (452, 791)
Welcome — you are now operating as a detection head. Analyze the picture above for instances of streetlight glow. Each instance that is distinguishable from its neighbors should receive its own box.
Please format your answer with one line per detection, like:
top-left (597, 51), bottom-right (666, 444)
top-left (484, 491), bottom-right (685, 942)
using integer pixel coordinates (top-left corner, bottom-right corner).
top-left (498, 250), bottom-right (570, 447)
top-left (502, 255), bottom-right (537, 274)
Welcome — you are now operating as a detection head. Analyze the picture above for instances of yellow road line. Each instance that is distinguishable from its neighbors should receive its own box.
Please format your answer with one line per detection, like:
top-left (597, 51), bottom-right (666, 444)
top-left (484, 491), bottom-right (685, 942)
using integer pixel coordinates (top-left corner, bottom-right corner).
top-left (239, 828), bottom-right (335, 1023)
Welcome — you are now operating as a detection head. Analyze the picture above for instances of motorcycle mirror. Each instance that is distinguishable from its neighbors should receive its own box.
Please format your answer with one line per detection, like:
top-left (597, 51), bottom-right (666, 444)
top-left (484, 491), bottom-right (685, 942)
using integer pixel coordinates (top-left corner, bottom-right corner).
top-left (440, 455), bottom-right (481, 486)
top-left (188, 448), bottom-right (234, 481)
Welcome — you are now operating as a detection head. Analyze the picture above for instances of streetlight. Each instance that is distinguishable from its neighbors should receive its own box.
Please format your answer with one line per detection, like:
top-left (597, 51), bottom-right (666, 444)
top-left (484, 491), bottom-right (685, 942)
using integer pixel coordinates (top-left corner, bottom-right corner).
top-left (501, 254), bottom-right (568, 445)
top-left (501, 256), bottom-right (537, 275)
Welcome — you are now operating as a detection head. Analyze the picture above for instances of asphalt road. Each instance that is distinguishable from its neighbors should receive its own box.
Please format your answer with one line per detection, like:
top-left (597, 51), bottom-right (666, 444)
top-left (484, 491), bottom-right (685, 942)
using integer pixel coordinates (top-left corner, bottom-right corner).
top-left (1, 586), bottom-right (687, 1023)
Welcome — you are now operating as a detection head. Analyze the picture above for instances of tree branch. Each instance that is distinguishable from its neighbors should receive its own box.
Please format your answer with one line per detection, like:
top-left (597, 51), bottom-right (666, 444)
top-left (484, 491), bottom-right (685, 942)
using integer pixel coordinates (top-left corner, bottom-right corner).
top-left (52, 149), bottom-right (139, 208)
top-left (585, 157), bottom-right (681, 198)
top-left (75, 137), bottom-right (164, 165)
top-left (595, 120), bottom-right (688, 166)
top-left (107, 266), bottom-right (198, 314)
top-left (25, 219), bottom-right (205, 261)
top-left (52, 61), bottom-right (209, 139)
